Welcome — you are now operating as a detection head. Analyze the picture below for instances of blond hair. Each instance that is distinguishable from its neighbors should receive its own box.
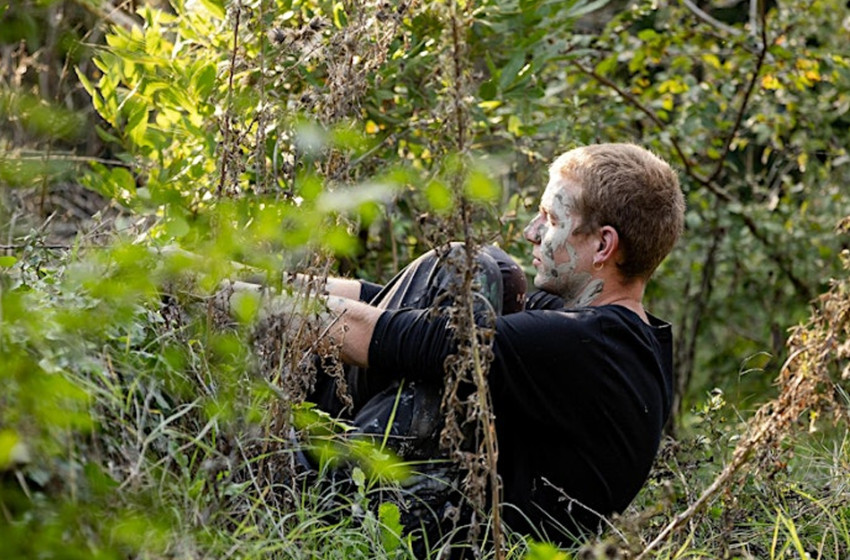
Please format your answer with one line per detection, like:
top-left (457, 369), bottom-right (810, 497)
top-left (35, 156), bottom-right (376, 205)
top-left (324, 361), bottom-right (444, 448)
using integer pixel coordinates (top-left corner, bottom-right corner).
top-left (551, 143), bottom-right (685, 279)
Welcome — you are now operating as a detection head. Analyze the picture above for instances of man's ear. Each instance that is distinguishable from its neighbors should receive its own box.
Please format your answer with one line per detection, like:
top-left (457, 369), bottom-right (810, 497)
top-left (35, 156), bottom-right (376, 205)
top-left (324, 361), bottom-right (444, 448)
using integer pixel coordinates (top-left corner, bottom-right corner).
top-left (595, 225), bottom-right (619, 265)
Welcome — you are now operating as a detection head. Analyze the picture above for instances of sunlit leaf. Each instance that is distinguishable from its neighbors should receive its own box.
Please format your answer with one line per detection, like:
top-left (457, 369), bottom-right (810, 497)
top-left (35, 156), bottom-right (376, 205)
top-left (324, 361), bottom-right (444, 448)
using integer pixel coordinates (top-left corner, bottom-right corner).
top-left (0, 430), bottom-right (28, 470)
top-left (322, 225), bottom-right (358, 256)
top-left (522, 540), bottom-right (569, 560)
top-left (464, 169), bottom-right (500, 202)
top-left (379, 502), bottom-right (403, 553)
top-left (197, 0), bottom-right (225, 20)
top-left (230, 289), bottom-right (261, 324)
top-left (165, 215), bottom-right (190, 238)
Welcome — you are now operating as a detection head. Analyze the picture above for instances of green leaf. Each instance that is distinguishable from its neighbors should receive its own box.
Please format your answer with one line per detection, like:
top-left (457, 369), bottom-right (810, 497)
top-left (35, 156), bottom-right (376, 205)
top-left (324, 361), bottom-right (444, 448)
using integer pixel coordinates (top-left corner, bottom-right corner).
top-left (198, 0), bottom-right (225, 20)
top-left (95, 124), bottom-right (123, 146)
top-left (562, 0), bottom-right (613, 19)
top-left (124, 98), bottom-right (150, 149)
top-left (331, 125), bottom-right (367, 151)
top-left (299, 174), bottom-right (324, 202)
top-left (0, 430), bottom-right (28, 470)
top-left (426, 179), bottom-right (453, 212)
top-left (638, 28), bottom-right (658, 41)
top-left (0, 256), bottom-right (17, 267)
top-left (230, 290), bottom-right (261, 324)
top-left (192, 63), bottom-right (217, 99)
top-left (479, 79), bottom-right (497, 100)
top-left (358, 201), bottom-right (381, 225)
top-left (523, 541), bottom-right (569, 560)
top-left (165, 216), bottom-right (190, 238)
top-left (508, 114), bottom-right (522, 135)
top-left (351, 467), bottom-right (366, 491)
top-left (378, 502), bottom-right (403, 553)
top-left (595, 53), bottom-right (617, 76)
top-left (499, 51), bottom-right (527, 91)
top-left (333, 2), bottom-right (348, 27)
top-left (322, 225), bottom-right (358, 256)
top-left (464, 169), bottom-right (500, 202)
top-left (84, 462), bottom-right (119, 495)
top-left (111, 167), bottom-right (136, 196)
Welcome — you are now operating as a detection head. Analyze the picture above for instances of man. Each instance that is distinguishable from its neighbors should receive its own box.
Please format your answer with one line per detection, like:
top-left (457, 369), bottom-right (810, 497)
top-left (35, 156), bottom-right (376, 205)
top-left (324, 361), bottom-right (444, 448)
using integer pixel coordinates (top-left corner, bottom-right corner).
top-left (256, 143), bottom-right (685, 543)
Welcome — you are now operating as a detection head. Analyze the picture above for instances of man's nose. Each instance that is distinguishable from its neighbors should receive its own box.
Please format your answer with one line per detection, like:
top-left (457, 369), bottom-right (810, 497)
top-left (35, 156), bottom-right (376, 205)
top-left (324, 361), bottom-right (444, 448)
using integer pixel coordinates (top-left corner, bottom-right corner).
top-left (524, 217), bottom-right (541, 243)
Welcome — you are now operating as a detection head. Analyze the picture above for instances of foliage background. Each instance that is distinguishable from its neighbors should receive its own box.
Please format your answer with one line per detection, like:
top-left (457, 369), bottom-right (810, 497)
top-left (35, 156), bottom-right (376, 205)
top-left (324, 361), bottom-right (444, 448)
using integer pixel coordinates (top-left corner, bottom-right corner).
top-left (1, 0), bottom-right (850, 558)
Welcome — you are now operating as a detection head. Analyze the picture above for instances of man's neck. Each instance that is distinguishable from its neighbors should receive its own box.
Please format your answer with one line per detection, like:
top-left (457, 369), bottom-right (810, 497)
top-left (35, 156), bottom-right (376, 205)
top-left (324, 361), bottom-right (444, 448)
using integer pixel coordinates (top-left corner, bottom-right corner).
top-left (568, 281), bottom-right (648, 323)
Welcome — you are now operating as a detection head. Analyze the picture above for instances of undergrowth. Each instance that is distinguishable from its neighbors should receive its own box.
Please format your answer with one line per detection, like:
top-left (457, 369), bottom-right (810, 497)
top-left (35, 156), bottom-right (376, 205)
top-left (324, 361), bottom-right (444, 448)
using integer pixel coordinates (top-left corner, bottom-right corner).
top-left (2, 235), bottom-right (849, 559)
top-left (3, 0), bottom-right (850, 558)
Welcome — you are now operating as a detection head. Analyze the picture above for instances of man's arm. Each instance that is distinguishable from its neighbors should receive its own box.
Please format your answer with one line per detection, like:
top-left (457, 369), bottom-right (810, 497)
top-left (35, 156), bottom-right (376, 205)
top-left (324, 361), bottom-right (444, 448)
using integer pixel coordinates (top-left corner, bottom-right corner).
top-left (227, 280), bottom-right (380, 369)
top-left (323, 295), bottom-right (381, 368)
top-left (299, 275), bottom-right (362, 300)
top-left (155, 245), bottom-right (367, 300)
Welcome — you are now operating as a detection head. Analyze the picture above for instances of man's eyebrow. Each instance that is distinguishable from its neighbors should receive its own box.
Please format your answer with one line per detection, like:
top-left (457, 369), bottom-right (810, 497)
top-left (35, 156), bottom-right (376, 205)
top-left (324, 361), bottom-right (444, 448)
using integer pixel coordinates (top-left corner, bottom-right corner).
top-left (540, 206), bottom-right (559, 223)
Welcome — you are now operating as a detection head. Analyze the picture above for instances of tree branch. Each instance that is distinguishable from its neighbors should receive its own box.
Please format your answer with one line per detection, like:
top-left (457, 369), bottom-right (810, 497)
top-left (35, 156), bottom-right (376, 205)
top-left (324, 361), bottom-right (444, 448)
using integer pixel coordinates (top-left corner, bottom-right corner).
top-left (672, 223), bottom-right (725, 430)
top-left (566, 58), bottom-right (737, 204)
top-left (680, 0), bottom-right (742, 36)
top-left (706, 18), bottom-right (769, 185)
top-left (216, 3), bottom-right (242, 198)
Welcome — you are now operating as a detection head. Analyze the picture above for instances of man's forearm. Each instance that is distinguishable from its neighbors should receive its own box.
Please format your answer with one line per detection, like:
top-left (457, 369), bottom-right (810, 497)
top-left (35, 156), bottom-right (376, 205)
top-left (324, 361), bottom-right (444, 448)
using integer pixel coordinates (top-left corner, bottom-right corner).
top-left (155, 247), bottom-right (377, 368)
top-left (290, 273), bottom-right (362, 300)
top-left (154, 245), bottom-right (364, 300)
top-left (226, 280), bottom-right (380, 368)
top-left (324, 295), bottom-right (381, 368)
top-left (323, 277), bottom-right (362, 300)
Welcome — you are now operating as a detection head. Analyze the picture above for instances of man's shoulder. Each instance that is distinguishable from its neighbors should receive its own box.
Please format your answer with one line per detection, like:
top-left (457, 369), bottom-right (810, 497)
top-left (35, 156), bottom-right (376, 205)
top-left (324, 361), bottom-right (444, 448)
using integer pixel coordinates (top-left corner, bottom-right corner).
top-left (524, 290), bottom-right (564, 310)
top-left (506, 300), bottom-right (672, 351)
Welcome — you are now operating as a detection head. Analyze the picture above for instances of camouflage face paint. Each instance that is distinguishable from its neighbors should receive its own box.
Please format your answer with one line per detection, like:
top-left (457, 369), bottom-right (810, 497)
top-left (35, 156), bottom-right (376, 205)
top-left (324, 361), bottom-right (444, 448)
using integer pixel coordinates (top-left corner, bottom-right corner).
top-left (525, 177), bottom-right (604, 306)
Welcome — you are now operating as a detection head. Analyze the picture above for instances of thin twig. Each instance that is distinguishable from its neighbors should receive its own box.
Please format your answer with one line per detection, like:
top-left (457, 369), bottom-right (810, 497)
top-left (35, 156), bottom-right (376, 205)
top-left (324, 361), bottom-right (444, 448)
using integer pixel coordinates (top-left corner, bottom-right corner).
top-left (9, 153), bottom-right (132, 166)
top-left (454, 0), bottom-right (503, 554)
top-left (1, 244), bottom-right (73, 250)
top-left (680, 0), bottom-right (742, 36)
top-left (217, 3), bottom-right (242, 198)
top-left (705, 17), bottom-right (769, 185)
top-left (69, 0), bottom-right (140, 31)
top-left (672, 222), bottom-right (725, 426)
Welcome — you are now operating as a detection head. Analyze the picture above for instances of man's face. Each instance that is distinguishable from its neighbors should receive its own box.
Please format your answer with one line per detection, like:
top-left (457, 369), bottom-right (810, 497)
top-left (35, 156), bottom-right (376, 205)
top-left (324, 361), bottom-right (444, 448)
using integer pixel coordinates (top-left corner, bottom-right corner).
top-left (523, 177), bottom-right (601, 304)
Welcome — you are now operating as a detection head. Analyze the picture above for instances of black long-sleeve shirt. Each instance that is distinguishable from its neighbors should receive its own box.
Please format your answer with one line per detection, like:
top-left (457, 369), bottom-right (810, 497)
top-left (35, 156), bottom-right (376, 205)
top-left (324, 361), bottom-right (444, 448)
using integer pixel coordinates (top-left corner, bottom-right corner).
top-left (365, 287), bottom-right (673, 539)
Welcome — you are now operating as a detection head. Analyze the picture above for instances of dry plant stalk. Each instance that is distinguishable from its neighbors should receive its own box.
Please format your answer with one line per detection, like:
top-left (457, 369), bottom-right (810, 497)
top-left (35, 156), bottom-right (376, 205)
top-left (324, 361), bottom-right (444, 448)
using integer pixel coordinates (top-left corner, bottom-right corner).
top-left (208, 0), bottom-right (507, 549)
top-left (431, 0), bottom-right (505, 556)
top-left (636, 246), bottom-right (850, 559)
top-left (216, 2), bottom-right (243, 198)
top-left (438, 243), bottom-right (501, 551)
